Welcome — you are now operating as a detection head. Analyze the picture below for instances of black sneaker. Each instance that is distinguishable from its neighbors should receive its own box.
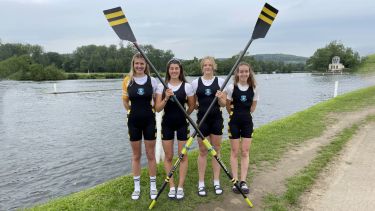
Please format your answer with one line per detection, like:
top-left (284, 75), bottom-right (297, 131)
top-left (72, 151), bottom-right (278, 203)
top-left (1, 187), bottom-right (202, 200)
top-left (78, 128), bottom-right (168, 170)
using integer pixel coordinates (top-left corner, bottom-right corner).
top-left (232, 185), bottom-right (240, 194)
top-left (240, 181), bottom-right (249, 194)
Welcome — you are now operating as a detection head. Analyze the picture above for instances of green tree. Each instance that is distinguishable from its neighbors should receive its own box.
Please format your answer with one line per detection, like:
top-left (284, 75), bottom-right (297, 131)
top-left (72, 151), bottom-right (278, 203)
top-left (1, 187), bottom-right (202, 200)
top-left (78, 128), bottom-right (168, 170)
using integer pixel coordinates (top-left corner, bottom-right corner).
top-left (306, 41), bottom-right (360, 72)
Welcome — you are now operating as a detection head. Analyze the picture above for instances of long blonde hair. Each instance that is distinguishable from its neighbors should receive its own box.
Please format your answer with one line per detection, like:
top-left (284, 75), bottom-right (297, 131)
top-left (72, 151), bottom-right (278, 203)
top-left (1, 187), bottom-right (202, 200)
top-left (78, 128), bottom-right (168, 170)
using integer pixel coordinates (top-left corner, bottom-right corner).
top-left (126, 52), bottom-right (150, 86)
top-left (234, 62), bottom-right (256, 89)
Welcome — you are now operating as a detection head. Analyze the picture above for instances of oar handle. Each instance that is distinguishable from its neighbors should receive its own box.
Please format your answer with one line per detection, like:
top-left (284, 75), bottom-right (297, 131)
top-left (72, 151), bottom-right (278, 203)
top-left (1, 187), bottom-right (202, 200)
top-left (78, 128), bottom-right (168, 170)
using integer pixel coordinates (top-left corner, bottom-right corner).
top-left (191, 38), bottom-right (254, 138)
top-left (132, 42), bottom-right (207, 140)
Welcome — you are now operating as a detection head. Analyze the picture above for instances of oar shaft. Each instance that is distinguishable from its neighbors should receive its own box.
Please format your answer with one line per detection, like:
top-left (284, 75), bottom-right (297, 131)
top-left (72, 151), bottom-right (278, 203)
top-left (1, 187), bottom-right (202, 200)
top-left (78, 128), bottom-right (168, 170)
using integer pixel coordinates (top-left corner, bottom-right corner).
top-left (191, 38), bottom-right (254, 138)
top-left (133, 43), bottom-right (206, 140)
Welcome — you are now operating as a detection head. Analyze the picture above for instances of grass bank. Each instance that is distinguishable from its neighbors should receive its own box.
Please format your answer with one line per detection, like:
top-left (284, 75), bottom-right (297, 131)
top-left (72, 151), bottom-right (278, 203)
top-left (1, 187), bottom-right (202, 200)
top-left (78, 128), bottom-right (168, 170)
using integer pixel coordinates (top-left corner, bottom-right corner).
top-left (28, 86), bottom-right (375, 211)
top-left (357, 53), bottom-right (375, 74)
top-left (264, 115), bottom-right (375, 211)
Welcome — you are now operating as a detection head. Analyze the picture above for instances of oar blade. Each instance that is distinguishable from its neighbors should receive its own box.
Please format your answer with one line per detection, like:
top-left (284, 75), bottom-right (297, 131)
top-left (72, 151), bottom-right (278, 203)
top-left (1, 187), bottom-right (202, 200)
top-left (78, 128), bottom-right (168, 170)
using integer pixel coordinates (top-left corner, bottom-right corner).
top-left (251, 3), bottom-right (278, 40)
top-left (103, 7), bottom-right (137, 42)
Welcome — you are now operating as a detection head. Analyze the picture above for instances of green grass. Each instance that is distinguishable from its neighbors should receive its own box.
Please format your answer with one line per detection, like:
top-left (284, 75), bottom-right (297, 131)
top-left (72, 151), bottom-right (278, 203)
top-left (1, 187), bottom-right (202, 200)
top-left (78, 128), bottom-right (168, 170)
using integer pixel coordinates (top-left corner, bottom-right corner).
top-left (357, 54), bottom-right (375, 74)
top-left (264, 115), bottom-right (375, 210)
top-left (28, 86), bottom-right (375, 211)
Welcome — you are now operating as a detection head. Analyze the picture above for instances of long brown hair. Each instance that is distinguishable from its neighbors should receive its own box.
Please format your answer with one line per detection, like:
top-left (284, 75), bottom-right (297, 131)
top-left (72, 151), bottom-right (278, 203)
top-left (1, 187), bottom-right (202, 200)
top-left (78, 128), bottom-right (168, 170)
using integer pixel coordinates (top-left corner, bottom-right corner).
top-left (234, 62), bottom-right (256, 89)
top-left (165, 58), bottom-right (187, 83)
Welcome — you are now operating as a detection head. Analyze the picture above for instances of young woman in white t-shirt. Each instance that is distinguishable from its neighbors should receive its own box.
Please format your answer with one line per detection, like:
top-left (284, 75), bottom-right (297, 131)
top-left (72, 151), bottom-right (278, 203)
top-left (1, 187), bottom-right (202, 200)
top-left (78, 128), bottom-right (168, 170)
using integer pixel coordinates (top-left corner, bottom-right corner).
top-left (191, 56), bottom-right (226, 196)
top-left (224, 62), bottom-right (258, 194)
top-left (154, 58), bottom-right (195, 200)
top-left (122, 53), bottom-right (159, 200)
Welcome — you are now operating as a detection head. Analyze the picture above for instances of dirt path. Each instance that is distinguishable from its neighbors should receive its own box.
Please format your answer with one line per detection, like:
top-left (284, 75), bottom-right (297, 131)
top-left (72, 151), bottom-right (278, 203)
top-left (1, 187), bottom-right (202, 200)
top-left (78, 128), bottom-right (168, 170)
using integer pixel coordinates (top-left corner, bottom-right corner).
top-left (300, 122), bottom-right (375, 211)
top-left (196, 107), bottom-right (375, 211)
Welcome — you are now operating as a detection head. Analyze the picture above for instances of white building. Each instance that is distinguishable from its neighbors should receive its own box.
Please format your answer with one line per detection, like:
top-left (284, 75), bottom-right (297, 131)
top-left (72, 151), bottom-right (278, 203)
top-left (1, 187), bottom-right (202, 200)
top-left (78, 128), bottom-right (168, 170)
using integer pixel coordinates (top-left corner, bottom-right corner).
top-left (328, 56), bottom-right (345, 72)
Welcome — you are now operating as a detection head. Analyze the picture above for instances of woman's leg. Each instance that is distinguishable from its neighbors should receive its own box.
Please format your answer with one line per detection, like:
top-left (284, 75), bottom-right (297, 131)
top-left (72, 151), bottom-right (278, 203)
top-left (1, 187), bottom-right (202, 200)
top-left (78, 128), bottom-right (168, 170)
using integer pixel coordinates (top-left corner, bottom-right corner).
top-left (162, 140), bottom-right (174, 188)
top-left (240, 138), bottom-right (252, 181)
top-left (210, 134), bottom-right (222, 181)
top-left (144, 140), bottom-right (156, 177)
top-left (177, 140), bottom-right (188, 188)
top-left (230, 138), bottom-right (240, 181)
top-left (130, 140), bottom-right (142, 177)
top-left (197, 137), bottom-right (208, 183)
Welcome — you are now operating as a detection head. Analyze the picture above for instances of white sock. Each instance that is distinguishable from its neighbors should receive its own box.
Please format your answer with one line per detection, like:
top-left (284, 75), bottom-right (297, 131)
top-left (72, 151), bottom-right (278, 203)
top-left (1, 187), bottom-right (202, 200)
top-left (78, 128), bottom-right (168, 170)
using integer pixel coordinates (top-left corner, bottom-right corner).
top-left (213, 180), bottom-right (220, 186)
top-left (150, 176), bottom-right (157, 190)
top-left (170, 187), bottom-right (176, 191)
top-left (198, 181), bottom-right (205, 188)
top-left (133, 176), bottom-right (140, 191)
top-left (177, 187), bottom-right (183, 191)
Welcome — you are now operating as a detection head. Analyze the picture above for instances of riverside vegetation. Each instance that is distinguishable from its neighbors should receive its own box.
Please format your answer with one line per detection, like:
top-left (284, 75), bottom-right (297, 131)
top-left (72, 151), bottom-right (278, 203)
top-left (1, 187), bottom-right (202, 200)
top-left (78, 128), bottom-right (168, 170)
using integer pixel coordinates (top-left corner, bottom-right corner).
top-left (1, 40), bottom-right (368, 81)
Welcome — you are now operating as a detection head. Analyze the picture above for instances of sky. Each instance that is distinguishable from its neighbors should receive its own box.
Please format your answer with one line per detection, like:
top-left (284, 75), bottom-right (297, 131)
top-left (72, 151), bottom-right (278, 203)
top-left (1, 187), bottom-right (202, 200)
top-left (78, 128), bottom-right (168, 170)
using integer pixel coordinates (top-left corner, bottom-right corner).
top-left (0, 0), bottom-right (374, 59)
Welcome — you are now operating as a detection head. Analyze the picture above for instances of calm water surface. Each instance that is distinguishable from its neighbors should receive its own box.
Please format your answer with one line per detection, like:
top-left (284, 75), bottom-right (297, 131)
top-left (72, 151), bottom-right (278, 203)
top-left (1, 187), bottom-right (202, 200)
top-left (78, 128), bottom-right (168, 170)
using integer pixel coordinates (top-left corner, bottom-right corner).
top-left (1, 73), bottom-right (374, 210)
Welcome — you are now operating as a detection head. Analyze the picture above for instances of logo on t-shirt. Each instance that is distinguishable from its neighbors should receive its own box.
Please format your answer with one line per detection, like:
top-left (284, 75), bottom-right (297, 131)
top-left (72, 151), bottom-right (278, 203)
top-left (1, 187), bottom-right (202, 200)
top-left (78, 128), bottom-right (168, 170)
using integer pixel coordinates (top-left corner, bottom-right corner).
top-left (137, 88), bottom-right (145, 95)
top-left (240, 95), bottom-right (247, 102)
top-left (205, 88), bottom-right (212, 96)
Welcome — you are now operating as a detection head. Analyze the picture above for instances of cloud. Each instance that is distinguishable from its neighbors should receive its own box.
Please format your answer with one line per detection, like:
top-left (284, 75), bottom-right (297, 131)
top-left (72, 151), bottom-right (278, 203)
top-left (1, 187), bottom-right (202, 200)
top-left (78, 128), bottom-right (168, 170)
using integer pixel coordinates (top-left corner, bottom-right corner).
top-left (1, 0), bottom-right (374, 59)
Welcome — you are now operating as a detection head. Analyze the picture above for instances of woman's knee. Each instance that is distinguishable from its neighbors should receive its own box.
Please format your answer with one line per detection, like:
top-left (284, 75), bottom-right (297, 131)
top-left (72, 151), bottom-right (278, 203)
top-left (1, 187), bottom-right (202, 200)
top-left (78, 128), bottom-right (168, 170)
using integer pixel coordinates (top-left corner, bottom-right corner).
top-left (133, 153), bottom-right (141, 162)
top-left (231, 148), bottom-right (239, 157)
top-left (199, 148), bottom-right (208, 156)
top-left (241, 149), bottom-right (250, 158)
top-left (164, 153), bottom-right (173, 163)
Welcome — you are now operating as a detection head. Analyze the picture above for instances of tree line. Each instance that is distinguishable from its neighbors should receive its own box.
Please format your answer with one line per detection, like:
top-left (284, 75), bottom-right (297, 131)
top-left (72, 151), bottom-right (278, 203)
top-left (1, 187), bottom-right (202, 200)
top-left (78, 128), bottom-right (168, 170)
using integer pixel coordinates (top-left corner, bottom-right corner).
top-left (0, 39), bottom-right (362, 81)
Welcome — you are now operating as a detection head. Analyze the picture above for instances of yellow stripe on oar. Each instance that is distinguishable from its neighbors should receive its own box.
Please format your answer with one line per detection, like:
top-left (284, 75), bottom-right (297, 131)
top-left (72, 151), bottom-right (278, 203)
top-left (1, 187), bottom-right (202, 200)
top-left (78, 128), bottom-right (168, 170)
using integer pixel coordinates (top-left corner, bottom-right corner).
top-left (245, 198), bottom-right (254, 207)
top-left (181, 137), bottom-right (193, 155)
top-left (202, 139), bottom-right (217, 156)
top-left (149, 200), bottom-right (156, 210)
top-left (262, 7), bottom-right (277, 18)
top-left (259, 14), bottom-right (273, 25)
top-left (109, 18), bottom-right (128, 27)
top-left (105, 10), bottom-right (124, 19)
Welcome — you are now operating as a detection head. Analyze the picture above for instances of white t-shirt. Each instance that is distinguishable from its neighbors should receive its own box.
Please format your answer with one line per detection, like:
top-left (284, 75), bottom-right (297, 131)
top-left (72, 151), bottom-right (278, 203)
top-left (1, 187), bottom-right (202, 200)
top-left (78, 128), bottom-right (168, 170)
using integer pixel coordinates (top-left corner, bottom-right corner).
top-left (124, 75), bottom-right (158, 96)
top-left (191, 76), bottom-right (225, 94)
top-left (225, 83), bottom-right (259, 101)
top-left (156, 82), bottom-right (194, 97)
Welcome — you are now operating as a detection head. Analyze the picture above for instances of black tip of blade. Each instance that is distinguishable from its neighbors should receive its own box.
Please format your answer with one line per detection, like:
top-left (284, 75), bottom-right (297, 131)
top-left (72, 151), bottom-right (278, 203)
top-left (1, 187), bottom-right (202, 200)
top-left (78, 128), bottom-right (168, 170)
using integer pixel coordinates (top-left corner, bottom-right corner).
top-left (264, 3), bottom-right (278, 14)
top-left (103, 7), bottom-right (122, 15)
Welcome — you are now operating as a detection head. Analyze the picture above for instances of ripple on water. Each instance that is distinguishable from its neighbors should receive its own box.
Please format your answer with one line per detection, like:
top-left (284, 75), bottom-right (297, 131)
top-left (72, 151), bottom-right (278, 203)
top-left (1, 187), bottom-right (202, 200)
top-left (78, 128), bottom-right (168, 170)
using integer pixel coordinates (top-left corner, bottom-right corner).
top-left (1, 75), bottom-right (374, 210)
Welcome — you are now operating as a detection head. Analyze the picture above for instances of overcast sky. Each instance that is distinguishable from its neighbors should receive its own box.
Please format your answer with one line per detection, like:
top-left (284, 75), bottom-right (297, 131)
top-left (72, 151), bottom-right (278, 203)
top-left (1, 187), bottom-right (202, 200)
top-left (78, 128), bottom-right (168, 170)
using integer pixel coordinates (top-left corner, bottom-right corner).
top-left (1, 0), bottom-right (374, 59)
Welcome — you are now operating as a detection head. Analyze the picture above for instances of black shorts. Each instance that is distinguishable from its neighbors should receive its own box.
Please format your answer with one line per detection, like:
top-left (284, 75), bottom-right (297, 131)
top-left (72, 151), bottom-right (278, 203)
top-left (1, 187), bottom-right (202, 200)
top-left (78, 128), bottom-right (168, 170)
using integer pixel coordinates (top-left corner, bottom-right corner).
top-left (161, 120), bottom-right (189, 141)
top-left (127, 114), bottom-right (156, 141)
top-left (197, 113), bottom-right (223, 137)
top-left (228, 113), bottom-right (253, 139)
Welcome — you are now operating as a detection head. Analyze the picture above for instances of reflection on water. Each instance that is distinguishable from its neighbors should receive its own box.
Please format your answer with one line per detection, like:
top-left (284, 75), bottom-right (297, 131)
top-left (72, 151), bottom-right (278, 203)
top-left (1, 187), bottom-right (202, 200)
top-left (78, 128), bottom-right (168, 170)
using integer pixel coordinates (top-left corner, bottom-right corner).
top-left (0, 73), bottom-right (374, 210)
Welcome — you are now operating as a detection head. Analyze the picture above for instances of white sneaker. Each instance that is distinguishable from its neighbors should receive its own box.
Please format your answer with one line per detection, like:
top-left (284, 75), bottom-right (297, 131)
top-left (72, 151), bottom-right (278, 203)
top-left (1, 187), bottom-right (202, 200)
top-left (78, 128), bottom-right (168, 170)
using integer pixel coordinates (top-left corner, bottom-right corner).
top-left (150, 189), bottom-right (158, 200)
top-left (131, 190), bottom-right (140, 200)
top-left (176, 188), bottom-right (184, 200)
top-left (168, 188), bottom-right (176, 199)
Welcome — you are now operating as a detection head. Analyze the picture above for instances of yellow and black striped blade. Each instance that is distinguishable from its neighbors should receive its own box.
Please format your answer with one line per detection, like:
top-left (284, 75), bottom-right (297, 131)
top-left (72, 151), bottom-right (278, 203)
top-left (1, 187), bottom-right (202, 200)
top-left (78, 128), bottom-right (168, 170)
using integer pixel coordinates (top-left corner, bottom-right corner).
top-left (251, 3), bottom-right (278, 40)
top-left (103, 7), bottom-right (136, 42)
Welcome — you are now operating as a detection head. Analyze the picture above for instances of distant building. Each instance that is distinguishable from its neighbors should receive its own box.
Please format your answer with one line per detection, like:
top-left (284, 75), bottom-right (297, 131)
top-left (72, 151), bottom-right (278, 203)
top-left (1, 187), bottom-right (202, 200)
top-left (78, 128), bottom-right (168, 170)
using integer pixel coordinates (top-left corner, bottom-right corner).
top-left (328, 56), bottom-right (345, 73)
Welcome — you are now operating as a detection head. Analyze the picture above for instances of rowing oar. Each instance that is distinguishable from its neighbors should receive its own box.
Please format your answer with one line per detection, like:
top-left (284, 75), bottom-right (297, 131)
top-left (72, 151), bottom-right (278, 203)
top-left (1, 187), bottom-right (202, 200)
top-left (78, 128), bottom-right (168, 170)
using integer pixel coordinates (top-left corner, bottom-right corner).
top-left (103, 3), bottom-right (277, 209)
top-left (102, 6), bottom-right (250, 209)
top-left (183, 3), bottom-right (278, 207)
top-left (190, 3), bottom-right (279, 148)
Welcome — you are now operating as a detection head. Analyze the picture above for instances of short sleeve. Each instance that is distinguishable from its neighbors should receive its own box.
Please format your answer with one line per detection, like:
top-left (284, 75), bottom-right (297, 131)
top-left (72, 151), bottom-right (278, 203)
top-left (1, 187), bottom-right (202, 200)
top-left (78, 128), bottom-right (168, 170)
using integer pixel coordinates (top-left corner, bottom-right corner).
top-left (156, 83), bottom-right (164, 95)
top-left (253, 88), bottom-right (259, 101)
top-left (185, 83), bottom-right (194, 97)
top-left (217, 77), bottom-right (225, 89)
top-left (151, 77), bottom-right (159, 94)
top-left (191, 78), bottom-right (199, 94)
top-left (225, 84), bottom-right (234, 100)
